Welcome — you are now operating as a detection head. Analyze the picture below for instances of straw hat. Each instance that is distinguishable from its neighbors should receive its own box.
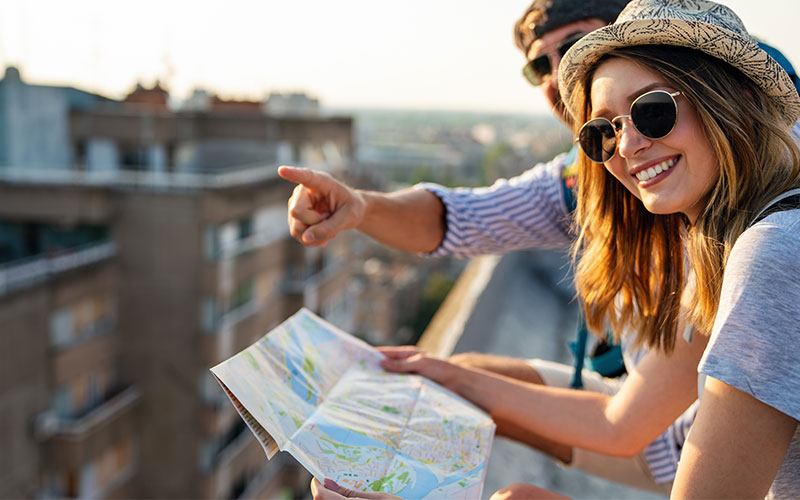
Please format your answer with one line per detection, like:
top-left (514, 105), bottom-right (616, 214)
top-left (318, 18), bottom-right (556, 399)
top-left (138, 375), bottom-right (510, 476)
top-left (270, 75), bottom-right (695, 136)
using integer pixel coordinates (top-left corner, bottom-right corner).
top-left (558, 0), bottom-right (800, 127)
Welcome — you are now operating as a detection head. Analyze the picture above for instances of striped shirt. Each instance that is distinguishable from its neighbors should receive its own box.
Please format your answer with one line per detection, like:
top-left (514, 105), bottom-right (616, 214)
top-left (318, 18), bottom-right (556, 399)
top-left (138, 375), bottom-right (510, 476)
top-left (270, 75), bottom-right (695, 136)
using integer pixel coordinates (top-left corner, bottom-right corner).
top-left (419, 147), bottom-right (693, 484)
top-left (420, 150), bottom-right (574, 258)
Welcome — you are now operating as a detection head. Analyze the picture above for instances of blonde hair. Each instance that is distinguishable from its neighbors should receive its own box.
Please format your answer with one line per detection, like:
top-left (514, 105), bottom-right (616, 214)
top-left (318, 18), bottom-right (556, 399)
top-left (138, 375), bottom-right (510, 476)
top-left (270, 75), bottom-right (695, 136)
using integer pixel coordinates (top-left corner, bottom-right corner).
top-left (571, 46), bottom-right (800, 352)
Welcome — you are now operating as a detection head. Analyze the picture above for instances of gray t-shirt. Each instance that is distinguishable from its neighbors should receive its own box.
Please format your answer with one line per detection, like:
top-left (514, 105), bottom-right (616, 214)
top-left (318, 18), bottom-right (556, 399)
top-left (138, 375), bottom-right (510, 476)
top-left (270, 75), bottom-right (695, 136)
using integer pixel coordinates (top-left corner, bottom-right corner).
top-left (699, 205), bottom-right (800, 499)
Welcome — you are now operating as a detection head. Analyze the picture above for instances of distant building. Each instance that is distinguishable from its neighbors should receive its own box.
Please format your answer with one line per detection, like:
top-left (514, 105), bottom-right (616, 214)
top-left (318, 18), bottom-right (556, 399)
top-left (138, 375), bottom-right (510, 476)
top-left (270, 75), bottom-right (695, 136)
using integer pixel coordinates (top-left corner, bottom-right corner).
top-left (209, 96), bottom-right (263, 114)
top-left (0, 66), bottom-right (115, 170)
top-left (0, 69), bottom-right (462, 499)
top-left (0, 167), bottom-right (360, 499)
top-left (123, 81), bottom-right (169, 110)
top-left (182, 89), bottom-right (212, 112)
top-left (70, 93), bottom-right (352, 175)
top-left (0, 69), bottom-right (361, 499)
top-left (264, 92), bottom-right (320, 117)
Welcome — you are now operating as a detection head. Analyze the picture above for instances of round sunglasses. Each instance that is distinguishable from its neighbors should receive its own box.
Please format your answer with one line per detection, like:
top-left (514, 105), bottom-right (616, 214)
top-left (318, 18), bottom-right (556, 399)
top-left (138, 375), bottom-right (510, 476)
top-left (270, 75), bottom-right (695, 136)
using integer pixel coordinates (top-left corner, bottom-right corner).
top-left (522, 32), bottom-right (586, 87)
top-left (577, 90), bottom-right (683, 163)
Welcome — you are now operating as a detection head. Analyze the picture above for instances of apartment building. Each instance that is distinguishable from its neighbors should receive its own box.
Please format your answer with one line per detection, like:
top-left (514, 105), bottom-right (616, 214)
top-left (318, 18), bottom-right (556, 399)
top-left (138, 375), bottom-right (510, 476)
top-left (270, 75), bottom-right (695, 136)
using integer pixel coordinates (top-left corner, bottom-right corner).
top-left (0, 69), bottom-right (357, 499)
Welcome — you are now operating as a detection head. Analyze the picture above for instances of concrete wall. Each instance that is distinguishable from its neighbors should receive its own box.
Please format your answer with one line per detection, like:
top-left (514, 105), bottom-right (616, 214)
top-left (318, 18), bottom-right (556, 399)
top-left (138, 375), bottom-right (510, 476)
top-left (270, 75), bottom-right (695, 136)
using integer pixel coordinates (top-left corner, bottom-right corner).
top-left (0, 68), bottom-right (72, 169)
top-left (115, 191), bottom-right (203, 497)
top-left (0, 288), bottom-right (49, 499)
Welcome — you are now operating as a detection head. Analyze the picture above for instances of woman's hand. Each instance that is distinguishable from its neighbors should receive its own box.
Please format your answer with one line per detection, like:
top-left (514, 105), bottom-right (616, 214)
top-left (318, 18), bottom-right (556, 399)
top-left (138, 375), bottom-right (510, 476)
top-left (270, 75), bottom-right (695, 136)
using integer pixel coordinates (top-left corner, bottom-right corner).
top-left (377, 346), bottom-right (461, 389)
top-left (310, 478), bottom-right (403, 500)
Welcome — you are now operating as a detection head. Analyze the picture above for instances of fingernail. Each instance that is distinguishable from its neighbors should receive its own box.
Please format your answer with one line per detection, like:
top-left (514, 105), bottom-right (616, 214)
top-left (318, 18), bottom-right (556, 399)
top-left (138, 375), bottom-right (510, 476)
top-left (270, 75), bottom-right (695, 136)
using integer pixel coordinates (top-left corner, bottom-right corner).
top-left (303, 232), bottom-right (316, 243)
top-left (324, 478), bottom-right (339, 489)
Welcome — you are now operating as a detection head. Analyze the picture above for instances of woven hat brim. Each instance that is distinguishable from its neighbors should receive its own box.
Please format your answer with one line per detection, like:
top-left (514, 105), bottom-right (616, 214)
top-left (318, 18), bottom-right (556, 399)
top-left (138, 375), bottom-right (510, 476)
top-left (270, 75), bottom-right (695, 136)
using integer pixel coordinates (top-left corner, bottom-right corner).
top-left (559, 18), bottom-right (800, 128)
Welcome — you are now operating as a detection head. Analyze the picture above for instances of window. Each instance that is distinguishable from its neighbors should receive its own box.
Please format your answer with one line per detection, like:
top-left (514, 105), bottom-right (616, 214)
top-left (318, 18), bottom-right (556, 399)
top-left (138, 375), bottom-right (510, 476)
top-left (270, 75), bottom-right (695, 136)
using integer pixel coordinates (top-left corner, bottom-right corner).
top-left (199, 371), bottom-right (225, 406)
top-left (204, 226), bottom-right (218, 260)
top-left (238, 217), bottom-right (253, 240)
top-left (49, 293), bottom-right (116, 348)
top-left (255, 270), bottom-right (279, 304)
top-left (51, 386), bottom-right (73, 418)
top-left (231, 279), bottom-right (254, 310)
top-left (50, 307), bottom-right (75, 347)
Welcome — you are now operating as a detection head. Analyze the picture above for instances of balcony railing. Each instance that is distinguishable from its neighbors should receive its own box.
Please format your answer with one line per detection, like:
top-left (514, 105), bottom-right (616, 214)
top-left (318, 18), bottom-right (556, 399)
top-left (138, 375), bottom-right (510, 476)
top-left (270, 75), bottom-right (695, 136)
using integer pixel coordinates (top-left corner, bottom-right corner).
top-left (0, 163), bottom-right (282, 190)
top-left (33, 384), bottom-right (141, 440)
top-left (212, 230), bottom-right (288, 261)
top-left (0, 240), bottom-right (116, 297)
top-left (199, 419), bottom-right (252, 473)
top-left (280, 258), bottom-right (346, 296)
top-left (51, 317), bottom-right (116, 351)
top-left (204, 299), bottom-right (260, 334)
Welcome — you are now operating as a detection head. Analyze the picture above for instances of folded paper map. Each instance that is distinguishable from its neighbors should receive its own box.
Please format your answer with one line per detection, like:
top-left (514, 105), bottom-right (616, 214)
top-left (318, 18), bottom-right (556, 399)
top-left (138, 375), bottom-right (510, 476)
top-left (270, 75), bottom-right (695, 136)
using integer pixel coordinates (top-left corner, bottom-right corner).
top-left (210, 308), bottom-right (495, 500)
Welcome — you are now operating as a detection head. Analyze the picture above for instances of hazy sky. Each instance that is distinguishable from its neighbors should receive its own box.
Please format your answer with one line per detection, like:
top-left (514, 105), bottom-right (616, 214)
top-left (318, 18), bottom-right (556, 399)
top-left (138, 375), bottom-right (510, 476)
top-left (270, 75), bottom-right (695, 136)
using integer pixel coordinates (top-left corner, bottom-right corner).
top-left (0, 0), bottom-right (797, 114)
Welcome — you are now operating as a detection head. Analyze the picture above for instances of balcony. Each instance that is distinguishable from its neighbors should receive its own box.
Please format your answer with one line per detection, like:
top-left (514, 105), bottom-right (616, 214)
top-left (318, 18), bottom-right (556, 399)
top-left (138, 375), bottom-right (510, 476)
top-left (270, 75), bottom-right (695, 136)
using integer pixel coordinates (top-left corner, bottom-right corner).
top-left (0, 240), bottom-right (115, 297)
top-left (280, 258), bottom-right (348, 302)
top-left (0, 164), bottom-right (282, 191)
top-left (210, 228), bottom-right (288, 262)
top-left (34, 384), bottom-right (140, 443)
top-left (199, 419), bottom-right (275, 499)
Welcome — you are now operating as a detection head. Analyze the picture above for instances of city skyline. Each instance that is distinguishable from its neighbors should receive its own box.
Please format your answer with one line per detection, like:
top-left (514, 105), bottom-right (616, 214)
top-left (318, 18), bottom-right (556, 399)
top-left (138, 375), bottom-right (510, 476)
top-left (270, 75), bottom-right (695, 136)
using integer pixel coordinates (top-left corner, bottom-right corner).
top-left (0, 0), bottom-right (797, 115)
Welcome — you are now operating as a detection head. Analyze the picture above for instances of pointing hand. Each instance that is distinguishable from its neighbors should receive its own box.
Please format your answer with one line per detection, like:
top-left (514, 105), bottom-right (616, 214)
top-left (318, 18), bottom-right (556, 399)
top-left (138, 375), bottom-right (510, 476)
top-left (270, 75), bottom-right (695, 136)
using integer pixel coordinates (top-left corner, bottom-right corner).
top-left (278, 166), bottom-right (367, 246)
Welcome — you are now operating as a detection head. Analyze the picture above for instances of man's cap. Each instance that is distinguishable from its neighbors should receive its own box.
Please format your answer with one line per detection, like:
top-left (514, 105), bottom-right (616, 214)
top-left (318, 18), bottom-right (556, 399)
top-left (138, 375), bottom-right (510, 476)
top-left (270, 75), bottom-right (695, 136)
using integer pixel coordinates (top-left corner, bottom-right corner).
top-left (558, 0), bottom-right (800, 128)
top-left (514, 0), bottom-right (629, 55)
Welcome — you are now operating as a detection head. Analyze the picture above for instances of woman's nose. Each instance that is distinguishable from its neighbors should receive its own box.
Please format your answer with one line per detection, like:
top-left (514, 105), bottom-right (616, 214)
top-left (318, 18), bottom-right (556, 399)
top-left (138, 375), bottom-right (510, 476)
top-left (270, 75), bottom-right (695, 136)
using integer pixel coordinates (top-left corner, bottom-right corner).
top-left (616, 117), bottom-right (652, 159)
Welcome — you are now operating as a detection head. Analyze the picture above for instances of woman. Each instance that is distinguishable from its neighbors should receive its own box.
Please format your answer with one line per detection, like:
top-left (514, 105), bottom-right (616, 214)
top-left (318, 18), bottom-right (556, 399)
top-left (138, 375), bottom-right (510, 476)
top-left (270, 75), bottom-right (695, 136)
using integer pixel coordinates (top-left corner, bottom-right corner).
top-left (313, 0), bottom-right (800, 498)
top-left (556, 0), bottom-right (800, 497)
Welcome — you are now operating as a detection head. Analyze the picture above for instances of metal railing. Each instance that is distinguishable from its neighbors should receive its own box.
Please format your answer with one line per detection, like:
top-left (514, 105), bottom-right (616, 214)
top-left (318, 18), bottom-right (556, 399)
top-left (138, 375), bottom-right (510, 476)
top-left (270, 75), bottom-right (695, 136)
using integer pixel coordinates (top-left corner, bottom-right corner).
top-left (0, 163), bottom-right (282, 190)
top-left (33, 384), bottom-right (141, 440)
top-left (0, 240), bottom-right (116, 297)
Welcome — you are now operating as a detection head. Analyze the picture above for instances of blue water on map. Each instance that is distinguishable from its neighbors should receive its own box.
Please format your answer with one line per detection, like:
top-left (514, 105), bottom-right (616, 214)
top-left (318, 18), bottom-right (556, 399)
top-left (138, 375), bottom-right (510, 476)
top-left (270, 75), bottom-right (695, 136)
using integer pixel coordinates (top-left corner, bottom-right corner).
top-left (309, 417), bottom-right (484, 500)
top-left (288, 366), bottom-right (319, 405)
top-left (281, 321), bottom-right (336, 406)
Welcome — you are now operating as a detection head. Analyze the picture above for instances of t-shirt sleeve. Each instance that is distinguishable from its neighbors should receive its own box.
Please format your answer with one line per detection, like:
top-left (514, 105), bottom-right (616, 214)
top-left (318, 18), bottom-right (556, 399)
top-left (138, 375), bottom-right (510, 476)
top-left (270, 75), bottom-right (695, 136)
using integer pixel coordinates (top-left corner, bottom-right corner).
top-left (416, 151), bottom-right (574, 258)
top-left (699, 213), bottom-right (800, 421)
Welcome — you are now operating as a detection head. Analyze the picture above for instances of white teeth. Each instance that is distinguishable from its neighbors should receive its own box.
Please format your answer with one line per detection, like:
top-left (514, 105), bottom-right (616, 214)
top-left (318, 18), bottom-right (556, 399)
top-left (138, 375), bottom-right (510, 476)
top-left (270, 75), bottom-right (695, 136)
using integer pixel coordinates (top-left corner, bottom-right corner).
top-left (635, 157), bottom-right (678, 182)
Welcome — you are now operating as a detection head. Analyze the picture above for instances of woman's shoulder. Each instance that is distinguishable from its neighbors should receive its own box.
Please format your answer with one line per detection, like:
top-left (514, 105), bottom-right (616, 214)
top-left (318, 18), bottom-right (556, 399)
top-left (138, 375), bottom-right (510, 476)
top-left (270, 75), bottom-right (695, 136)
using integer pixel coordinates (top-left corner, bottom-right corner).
top-left (731, 208), bottom-right (800, 267)
top-left (701, 209), bottom-right (800, 421)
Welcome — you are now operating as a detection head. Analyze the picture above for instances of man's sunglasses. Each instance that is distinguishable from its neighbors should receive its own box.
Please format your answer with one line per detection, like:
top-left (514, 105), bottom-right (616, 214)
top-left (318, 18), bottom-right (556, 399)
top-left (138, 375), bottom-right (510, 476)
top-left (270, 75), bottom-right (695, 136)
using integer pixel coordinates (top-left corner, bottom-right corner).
top-left (577, 90), bottom-right (683, 163)
top-left (522, 32), bottom-right (586, 86)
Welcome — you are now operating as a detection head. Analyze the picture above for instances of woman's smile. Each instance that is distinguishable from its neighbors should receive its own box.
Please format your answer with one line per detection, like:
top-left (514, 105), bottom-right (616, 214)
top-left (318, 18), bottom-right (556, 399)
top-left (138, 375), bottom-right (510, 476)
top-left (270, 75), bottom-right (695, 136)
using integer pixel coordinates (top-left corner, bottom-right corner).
top-left (631, 155), bottom-right (680, 184)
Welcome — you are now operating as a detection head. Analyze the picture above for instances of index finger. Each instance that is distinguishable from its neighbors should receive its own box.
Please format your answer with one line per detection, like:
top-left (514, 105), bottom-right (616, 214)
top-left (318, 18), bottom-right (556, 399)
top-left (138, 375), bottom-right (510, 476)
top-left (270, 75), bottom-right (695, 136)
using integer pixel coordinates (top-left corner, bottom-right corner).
top-left (278, 166), bottom-right (329, 190)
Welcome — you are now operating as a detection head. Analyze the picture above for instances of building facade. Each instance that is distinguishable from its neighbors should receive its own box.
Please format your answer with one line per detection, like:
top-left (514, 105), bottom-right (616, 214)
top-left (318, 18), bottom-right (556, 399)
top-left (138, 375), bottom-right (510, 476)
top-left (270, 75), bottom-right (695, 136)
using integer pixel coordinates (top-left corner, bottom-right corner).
top-left (0, 69), bottom-right (360, 499)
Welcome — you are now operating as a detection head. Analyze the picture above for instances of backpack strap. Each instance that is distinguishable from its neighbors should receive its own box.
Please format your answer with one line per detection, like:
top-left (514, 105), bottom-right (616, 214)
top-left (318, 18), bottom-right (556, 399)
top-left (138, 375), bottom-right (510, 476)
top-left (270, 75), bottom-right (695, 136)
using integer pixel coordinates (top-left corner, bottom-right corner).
top-left (569, 315), bottom-right (589, 389)
top-left (750, 189), bottom-right (800, 227)
top-left (560, 147), bottom-right (579, 213)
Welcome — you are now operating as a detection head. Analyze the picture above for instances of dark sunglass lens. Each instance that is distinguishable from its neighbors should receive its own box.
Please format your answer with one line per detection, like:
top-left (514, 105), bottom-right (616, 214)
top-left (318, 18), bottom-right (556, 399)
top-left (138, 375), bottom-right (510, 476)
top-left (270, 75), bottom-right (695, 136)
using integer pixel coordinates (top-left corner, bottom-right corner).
top-left (631, 92), bottom-right (677, 139)
top-left (579, 119), bottom-right (617, 163)
top-left (529, 55), bottom-right (551, 84)
top-left (522, 62), bottom-right (542, 86)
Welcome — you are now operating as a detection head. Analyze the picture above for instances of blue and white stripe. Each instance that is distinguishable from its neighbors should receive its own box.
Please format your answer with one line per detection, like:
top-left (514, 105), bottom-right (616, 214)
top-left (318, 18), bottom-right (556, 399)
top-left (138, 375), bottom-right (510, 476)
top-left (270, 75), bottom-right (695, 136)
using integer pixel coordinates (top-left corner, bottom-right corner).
top-left (419, 151), bottom-right (574, 258)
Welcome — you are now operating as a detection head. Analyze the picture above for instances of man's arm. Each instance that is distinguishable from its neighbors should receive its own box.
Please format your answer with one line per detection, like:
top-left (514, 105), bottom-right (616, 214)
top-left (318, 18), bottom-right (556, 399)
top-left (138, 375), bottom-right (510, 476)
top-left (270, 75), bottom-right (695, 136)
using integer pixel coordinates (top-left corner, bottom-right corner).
top-left (379, 330), bottom-right (707, 458)
top-left (279, 151), bottom-right (573, 256)
top-left (278, 166), bottom-right (445, 253)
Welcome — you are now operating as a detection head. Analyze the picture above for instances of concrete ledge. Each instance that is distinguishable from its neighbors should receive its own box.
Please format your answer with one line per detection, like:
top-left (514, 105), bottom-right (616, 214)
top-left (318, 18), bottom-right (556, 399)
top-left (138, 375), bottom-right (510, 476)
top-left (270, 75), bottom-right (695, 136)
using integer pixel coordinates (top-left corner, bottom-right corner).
top-left (416, 255), bottom-right (500, 358)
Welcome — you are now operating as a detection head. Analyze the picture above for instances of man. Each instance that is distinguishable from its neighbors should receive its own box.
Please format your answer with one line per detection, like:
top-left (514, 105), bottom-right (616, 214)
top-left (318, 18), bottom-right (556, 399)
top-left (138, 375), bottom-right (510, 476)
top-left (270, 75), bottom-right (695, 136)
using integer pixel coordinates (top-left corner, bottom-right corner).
top-left (280, 0), bottom-right (795, 494)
